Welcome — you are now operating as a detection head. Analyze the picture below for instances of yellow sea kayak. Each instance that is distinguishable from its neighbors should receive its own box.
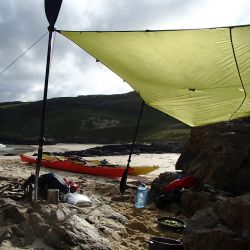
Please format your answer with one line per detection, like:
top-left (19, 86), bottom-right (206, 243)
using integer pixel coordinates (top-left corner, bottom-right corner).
top-left (129, 165), bottom-right (160, 175)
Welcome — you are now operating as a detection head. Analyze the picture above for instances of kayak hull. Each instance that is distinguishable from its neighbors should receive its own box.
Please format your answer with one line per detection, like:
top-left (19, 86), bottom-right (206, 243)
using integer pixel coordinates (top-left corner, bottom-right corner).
top-left (20, 154), bottom-right (159, 178)
top-left (129, 165), bottom-right (159, 175)
top-left (20, 154), bottom-right (124, 178)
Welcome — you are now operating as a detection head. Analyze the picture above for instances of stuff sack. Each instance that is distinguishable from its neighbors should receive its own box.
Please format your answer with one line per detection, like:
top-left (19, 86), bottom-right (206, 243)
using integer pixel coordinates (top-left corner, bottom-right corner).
top-left (23, 172), bottom-right (70, 199)
top-left (61, 193), bottom-right (92, 207)
top-left (163, 175), bottom-right (198, 193)
top-left (63, 177), bottom-right (79, 193)
top-left (38, 172), bottom-right (70, 197)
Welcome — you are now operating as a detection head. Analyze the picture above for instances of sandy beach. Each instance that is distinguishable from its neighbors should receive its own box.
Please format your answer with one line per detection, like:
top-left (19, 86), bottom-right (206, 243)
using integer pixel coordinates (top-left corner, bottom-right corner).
top-left (0, 143), bottom-right (182, 250)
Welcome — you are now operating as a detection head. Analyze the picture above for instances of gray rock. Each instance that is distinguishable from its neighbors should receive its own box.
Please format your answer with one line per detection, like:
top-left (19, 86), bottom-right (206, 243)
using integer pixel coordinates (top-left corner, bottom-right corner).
top-left (215, 194), bottom-right (250, 231)
top-left (182, 207), bottom-right (248, 250)
top-left (28, 212), bottom-right (44, 225)
top-left (28, 199), bottom-right (126, 250)
top-left (176, 120), bottom-right (250, 193)
top-left (31, 203), bottom-right (72, 225)
top-left (27, 213), bottom-right (50, 238)
top-left (0, 194), bottom-right (128, 250)
top-left (3, 205), bottom-right (26, 224)
top-left (187, 207), bottom-right (220, 228)
top-left (0, 198), bottom-right (19, 209)
top-left (43, 214), bottom-right (111, 249)
top-left (1, 222), bottom-right (35, 247)
top-left (180, 190), bottom-right (215, 217)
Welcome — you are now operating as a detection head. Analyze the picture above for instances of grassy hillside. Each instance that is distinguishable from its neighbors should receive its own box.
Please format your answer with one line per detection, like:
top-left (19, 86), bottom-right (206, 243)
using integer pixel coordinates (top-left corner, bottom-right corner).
top-left (0, 92), bottom-right (190, 144)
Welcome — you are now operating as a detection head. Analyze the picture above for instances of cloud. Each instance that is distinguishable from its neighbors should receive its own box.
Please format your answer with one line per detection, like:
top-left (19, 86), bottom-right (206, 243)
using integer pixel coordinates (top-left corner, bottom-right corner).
top-left (0, 0), bottom-right (250, 102)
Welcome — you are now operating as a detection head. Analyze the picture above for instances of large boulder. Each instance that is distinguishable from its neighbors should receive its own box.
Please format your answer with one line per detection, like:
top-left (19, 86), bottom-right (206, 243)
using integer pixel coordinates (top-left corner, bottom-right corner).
top-left (180, 186), bottom-right (232, 217)
top-left (176, 120), bottom-right (250, 193)
top-left (182, 195), bottom-right (250, 250)
top-left (43, 213), bottom-right (111, 250)
top-left (30, 200), bottom-right (126, 250)
top-left (182, 207), bottom-right (248, 250)
top-left (0, 222), bottom-right (35, 247)
top-left (0, 197), bottom-right (127, 250)
top-left (215, 194), bottom-right (250, 232)
top-left (180, 189), bottom-right (215, 217)
top-left (2, 205), bottom-right (26, 224)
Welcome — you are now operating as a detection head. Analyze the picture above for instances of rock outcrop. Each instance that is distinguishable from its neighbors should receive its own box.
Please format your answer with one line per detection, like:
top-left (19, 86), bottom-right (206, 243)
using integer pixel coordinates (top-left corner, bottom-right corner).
top-left (176, 119), bottom-right (250, 194)
top-left (0, 198), bottom-right (127, 250)
top-left (56, 142), bottom-right (186, 157)
top-left (173, 119), bottom-right (250, 250)
top-left (182, 194), bottom-right (250, 250)
top-left (182, 207), bottom-right (247, 250)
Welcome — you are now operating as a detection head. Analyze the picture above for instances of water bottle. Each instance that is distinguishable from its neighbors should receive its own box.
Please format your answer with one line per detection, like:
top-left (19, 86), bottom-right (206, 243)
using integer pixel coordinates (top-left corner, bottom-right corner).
top-left (135, 183), bottom-right (148, 208)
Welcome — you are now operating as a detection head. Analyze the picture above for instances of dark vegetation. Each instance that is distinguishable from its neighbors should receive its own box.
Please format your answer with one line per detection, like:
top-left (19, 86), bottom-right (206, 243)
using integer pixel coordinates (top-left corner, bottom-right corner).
top-left (0, 92), bottom-right (189, 144)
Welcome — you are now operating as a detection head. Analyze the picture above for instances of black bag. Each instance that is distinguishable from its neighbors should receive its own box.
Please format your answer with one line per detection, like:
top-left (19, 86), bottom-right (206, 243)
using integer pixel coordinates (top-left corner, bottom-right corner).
top-left (23, 172), bottom-right (69, 199)
top-left (38, 172), bottom-right (69, 198)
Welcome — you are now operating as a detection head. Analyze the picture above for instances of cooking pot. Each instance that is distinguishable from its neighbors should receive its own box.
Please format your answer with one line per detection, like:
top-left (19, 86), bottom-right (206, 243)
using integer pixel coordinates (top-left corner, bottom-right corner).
top-left (146, 237), bottom-right (184, 250)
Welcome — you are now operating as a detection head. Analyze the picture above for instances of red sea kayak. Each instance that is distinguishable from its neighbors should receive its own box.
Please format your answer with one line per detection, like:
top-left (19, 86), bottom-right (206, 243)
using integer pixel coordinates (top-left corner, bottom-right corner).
top-left (20, 154), bottom-right (126, 178)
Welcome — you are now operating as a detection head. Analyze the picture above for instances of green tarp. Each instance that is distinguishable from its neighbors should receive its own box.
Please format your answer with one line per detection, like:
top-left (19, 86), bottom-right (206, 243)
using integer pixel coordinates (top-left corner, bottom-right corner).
top-left (58, 25), bottom-right (250, 127)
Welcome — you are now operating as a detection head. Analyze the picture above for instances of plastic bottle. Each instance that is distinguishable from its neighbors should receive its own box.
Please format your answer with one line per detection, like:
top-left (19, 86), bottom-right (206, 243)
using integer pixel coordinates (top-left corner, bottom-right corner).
top-left (135, 183), bottom-right (148, 208)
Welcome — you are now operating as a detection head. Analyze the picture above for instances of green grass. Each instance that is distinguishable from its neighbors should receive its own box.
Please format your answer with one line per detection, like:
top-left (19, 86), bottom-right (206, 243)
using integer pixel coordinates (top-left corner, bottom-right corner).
top-left (0, 92), bottom-right (190, 143)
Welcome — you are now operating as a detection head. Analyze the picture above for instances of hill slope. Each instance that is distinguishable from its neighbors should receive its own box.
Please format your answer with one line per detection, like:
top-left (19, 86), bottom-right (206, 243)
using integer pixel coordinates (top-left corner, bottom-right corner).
top-left (0, 92), bottom-right (189, 144)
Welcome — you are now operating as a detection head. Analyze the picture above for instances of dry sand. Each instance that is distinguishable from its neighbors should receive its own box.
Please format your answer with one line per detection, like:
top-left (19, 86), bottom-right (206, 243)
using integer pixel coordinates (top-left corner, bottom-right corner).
top-left (0, 144), bottom-right (183, 249)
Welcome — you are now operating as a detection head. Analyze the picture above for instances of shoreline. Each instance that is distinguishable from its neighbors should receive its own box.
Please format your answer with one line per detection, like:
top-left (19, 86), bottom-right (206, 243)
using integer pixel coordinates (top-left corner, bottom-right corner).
top-left (0, 141), bottom-right (184, 156)
top-left (0, 143), bottom-right (104, 156)
top-left (0, 143), bottom-right (180, 180)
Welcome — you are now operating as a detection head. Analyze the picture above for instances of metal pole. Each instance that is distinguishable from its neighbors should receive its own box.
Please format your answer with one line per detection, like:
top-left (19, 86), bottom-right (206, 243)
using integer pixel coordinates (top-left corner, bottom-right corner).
top-left (34, 28), bottom-right (54, 200)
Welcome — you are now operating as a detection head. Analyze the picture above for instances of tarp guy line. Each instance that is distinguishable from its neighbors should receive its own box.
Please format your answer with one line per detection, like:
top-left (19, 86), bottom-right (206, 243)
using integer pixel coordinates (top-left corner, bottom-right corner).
top-left (229, 27), bottom-right (247, 120)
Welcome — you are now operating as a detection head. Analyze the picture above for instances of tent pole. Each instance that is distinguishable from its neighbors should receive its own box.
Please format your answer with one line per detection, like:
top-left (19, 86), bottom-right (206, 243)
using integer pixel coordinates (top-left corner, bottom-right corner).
top-left (34, 28), bottom-right (54, 201)
top-left (119, 100), bottom-right (145, 194)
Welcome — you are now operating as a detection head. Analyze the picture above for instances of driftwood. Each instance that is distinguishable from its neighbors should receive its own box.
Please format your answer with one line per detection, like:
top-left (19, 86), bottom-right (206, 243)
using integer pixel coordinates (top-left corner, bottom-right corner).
top-left (0, 177), bottom-right (26, 200)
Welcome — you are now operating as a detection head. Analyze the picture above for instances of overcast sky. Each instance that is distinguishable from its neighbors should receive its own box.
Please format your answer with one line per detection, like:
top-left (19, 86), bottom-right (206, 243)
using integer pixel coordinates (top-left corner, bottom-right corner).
top-left (0, 0), bottom-right (250, 102)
